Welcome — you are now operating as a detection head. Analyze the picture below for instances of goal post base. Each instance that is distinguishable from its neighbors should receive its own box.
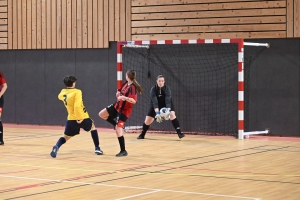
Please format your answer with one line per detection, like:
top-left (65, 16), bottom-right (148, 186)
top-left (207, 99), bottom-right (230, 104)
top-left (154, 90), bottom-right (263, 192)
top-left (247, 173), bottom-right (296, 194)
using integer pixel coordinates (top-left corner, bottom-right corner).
top-left (240, 129), bottom-right (270, 139)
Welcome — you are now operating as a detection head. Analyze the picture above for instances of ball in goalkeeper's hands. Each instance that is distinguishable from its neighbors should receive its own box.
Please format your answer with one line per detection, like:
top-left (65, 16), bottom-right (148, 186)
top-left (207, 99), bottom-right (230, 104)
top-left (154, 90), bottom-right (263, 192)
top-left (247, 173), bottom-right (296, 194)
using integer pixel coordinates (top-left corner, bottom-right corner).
top-left (160, 107), bottom-right (170, 120)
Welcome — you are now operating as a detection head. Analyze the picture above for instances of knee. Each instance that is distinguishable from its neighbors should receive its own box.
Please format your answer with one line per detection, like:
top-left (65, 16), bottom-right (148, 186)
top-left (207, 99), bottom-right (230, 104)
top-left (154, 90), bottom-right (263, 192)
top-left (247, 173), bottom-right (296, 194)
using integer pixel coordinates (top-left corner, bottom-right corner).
top-left (98, 110), bottom-right (105, 119)
top-left (145, 116), bottom-right (154, 125)
top-left (170, 112), bottom-right (176, 120)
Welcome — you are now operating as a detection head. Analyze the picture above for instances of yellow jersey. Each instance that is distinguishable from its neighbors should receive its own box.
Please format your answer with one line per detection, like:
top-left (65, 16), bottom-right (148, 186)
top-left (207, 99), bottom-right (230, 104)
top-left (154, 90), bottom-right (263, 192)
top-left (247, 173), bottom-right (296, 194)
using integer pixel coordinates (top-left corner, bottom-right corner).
top-left (58, 88), bottom-right (89, 120)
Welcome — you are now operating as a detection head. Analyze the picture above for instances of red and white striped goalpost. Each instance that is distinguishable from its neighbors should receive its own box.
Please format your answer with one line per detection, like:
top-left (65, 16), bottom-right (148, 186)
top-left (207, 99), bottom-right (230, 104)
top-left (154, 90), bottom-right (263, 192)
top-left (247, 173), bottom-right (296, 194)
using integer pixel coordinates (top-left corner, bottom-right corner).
top-left (117, 39), bottom-right (269, 140)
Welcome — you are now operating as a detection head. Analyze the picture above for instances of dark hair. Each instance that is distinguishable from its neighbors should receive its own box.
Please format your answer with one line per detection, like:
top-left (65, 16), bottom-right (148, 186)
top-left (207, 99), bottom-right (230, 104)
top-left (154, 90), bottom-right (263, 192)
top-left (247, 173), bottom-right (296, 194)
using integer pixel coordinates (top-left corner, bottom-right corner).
top-left (126, 69), bottom-right (143, 94)
top-left (63, 76), bottom-right (77, 87)
top-left (157, 75), bottom-right (165, 80)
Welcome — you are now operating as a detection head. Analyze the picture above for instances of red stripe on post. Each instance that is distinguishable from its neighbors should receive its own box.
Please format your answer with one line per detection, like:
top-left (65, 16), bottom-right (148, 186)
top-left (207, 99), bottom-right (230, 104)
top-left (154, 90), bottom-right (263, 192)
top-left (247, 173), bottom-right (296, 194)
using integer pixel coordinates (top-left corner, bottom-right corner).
top-left (165, 40), bottom-right (173, 44)
top-left (117, 42), bottom-right (122, 54)
top-left (238, 101), bottom-right (244, 110)
top-left (196, 39), bottom-right (205, 44)
top-left (238, 62), bottom-right (243, 72)
top-left (117, 63), bottom-right (122, 71)
top-left (238, 120), bottom-right (244, 130)
top-left (117, 80), bottom-right (122, 90)
top-left (238, 81), bottom-right (244, 91)
top-left (181, 40), bottom-right (189, 44)
top-left (150, 40), bottom-right (157, 44)
top-left (213, 39), bottom-right (222, 43)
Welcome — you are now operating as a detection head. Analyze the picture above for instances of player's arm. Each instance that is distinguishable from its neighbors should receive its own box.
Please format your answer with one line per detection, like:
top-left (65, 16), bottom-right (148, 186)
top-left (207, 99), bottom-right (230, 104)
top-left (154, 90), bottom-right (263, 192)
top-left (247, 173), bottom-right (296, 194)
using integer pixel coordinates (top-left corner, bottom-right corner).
top-left (0, 83), bottom-right (7, 98)
top-left (165, 86), bottom-right (172, 110)
top-left (58, 91), bottom-right (64, 101)
top-left (118, 95), bottom-right (136, 104)
top-left (74, 90), bottom-right (85, 120)
top-left (150, 86), bottom-right (159, 111)
top-left (116, 91), bottom-right (121, 98)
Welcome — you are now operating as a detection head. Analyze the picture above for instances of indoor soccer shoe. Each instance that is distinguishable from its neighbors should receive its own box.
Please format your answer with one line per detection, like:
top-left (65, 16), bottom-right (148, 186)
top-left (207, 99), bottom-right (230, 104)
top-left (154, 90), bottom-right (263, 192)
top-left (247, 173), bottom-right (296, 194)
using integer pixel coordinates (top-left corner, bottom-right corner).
top-left (50, 145), bottom-right (58, 158)
top-left (116, 150), bottom-right (128, 157)
top-left (137, 133), bottom-right (145, 139)
top-left (178, 133), bottom-right (185, 139)
top-left (95, 147), bottom-right (103, 155)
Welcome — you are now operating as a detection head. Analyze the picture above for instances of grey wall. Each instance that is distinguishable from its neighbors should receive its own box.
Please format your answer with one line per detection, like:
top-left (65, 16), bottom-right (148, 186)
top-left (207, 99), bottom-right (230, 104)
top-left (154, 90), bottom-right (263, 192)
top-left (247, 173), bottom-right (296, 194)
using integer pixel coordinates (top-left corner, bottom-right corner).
top-left (1, 39), bottom-right (300, 136)
top-left (0, 43), bottom-right (117, 128)
top-left (245, 38), bottom-right (300, 136)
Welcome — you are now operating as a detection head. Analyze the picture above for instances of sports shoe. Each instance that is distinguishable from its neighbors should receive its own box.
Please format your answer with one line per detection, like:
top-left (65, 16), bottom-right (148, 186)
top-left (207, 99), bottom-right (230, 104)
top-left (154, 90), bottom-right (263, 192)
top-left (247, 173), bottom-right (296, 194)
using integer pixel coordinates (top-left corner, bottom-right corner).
top-left (178, 133), bottom-right (185, 139)
top-left (50, 145), bottom-right (59, 158)
top-left (137, 133), bottom-right (145, 139)
top-left (116, 150), bottom-right (128, 157)
top-left (95, 147), bottom-right (103, 155)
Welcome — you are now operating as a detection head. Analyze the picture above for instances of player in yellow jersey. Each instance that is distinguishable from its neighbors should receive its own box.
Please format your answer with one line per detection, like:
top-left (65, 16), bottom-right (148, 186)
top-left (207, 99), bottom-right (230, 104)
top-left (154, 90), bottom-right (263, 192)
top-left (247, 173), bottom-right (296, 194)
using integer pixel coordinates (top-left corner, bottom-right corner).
top-left (50, 76), bottom-right (103, 158)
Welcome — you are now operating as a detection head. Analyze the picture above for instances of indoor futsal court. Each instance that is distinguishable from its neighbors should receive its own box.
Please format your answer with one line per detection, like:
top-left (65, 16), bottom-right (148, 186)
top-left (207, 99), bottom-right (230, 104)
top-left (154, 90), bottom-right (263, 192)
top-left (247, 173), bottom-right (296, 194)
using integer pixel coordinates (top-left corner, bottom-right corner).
top-left (0, 124), bottom-right (299, 200)
top-left (1, 0), bottom-right (300, 199)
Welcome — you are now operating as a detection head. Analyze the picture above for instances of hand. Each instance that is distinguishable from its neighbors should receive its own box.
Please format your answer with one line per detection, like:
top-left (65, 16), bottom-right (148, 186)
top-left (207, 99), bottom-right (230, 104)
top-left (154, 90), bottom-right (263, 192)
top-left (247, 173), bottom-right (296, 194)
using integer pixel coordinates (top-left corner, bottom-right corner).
top-left (76, 120), bottom-right (83, 124)
top-left (117, 96), bottom-right (126, 101)
top-left (116, 91), bottom-right (121, 97)
top-left (155, 112), bottom-right (162, 123)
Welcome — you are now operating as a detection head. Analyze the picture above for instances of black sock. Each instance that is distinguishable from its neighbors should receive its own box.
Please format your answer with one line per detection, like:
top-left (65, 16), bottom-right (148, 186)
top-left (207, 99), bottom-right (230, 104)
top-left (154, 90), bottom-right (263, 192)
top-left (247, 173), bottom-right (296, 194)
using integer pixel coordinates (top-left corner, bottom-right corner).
top-left (141, 123), bottom-right (150, 135)
top-left (0, 121), bottom-right (3, 142)
top-left (117, 136), bottom-right (125, 151)
top-left (55, 137), bottom-right (66, 148)
top-left (171, 118), bottom-right (182, 134)
top-left (91, 130), bottom-right (99, 147)
top-left (106, 116), bottom-right (116, 127)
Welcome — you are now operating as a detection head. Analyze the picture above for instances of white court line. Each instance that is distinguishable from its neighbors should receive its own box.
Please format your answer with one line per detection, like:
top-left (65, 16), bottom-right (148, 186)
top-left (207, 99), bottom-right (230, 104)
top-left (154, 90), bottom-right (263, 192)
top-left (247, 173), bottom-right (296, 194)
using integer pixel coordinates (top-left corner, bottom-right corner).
top-left (0, 175), bottom-right (261, 200)
top-left (115, 190), bottom-right (160, 200)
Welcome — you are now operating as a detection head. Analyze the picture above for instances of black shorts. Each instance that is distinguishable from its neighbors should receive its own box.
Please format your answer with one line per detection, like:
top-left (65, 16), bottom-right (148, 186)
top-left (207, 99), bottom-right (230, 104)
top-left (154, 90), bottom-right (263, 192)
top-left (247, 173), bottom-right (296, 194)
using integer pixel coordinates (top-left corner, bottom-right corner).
top-left (64, 118), bottom-right (94, 137)
top-left (147, 101), bottom-right (175, 118)
top-left (106, 104), bottom-right (128, 123)
top-left (0, 95), bottom-right (3, 108)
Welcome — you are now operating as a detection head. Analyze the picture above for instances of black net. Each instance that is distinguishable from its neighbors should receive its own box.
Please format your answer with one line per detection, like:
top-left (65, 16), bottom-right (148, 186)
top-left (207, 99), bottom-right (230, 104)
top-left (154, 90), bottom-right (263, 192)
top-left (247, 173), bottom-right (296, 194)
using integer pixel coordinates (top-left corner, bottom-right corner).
top-left (122, 43), bottom-right (240, 136)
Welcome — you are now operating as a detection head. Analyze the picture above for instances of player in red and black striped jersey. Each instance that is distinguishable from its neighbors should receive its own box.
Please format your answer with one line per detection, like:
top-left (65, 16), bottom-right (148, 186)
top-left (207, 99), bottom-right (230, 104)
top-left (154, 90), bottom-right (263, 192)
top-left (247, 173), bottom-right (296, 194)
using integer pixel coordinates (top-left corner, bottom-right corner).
top-left (0, 71), bottom-right (8, 145)
top-left (99, 69), bottom-right (143, 157)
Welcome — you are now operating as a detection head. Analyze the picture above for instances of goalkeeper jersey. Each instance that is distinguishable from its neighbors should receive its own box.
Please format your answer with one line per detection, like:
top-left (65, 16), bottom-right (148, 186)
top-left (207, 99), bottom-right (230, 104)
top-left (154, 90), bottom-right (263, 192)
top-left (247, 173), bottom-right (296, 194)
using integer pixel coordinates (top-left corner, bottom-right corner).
top-left (58, 88), bottom-right (89, 120)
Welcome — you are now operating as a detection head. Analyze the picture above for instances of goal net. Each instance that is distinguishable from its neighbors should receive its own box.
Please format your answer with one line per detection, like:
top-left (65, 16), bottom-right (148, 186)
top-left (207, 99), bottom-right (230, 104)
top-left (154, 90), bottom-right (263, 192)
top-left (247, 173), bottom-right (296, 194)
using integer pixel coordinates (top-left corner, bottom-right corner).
top-left (117, 39), bottom-right (245, 138)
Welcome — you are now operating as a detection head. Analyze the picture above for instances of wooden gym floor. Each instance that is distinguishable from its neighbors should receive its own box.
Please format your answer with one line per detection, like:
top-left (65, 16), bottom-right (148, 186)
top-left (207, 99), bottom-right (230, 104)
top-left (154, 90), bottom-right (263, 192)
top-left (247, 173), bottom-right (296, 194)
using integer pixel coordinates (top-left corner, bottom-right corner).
top-left (0, 124), bottom-right (300, 200)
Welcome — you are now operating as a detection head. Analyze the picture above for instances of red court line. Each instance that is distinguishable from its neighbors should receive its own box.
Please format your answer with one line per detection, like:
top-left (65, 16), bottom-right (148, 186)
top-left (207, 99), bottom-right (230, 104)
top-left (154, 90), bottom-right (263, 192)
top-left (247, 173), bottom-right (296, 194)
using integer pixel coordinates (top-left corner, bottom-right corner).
top-left (0, 164), bottom-right (148, 193)
top-left (0, 181), bottom-right (58, 193)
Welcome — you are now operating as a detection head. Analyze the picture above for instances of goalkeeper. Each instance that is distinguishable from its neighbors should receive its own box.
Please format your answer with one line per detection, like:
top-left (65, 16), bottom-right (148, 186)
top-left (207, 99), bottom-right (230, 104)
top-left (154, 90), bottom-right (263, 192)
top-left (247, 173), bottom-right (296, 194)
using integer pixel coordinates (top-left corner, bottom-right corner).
top-left (137, 75), bottom-right (185, 139)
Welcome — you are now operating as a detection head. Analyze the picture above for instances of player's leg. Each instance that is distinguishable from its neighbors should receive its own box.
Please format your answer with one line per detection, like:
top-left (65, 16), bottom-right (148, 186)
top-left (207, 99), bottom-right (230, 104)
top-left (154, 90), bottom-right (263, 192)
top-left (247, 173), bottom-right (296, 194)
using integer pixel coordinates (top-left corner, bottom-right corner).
top-left (50, 120), bottom-right (78, 158)
top-left (0, 96), bottom-right (4, 145)
top-left (115, 114), bottom-right (128, 157)
top-left (82, 118), bottom-right (103, 155)
top-left (50, 135), bottom-right (72, 158)
top-left (170, 102), bottom-right (185, 139)
top-left (99, 104), bottom-right (117, 128)
top-left (137, 104), bottom-right (155, 139)
top-left (0, 109), bottom-right (3, 145)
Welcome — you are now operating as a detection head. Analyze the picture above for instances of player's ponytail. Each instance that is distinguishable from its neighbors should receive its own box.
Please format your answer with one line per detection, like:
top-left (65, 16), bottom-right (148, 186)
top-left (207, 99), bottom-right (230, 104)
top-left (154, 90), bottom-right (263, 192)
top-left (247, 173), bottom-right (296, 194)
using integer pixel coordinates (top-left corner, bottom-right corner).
top-left (126, 69), bottom-right (143, 94)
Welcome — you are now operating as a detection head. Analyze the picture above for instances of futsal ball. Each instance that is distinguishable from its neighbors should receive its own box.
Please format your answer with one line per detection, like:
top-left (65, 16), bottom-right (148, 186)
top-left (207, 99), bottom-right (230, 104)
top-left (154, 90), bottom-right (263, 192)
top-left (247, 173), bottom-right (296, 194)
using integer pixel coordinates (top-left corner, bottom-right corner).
top-left (160, 107), bottom-right (170, 120)
top-left (244, 134), bottom-right (250, 139)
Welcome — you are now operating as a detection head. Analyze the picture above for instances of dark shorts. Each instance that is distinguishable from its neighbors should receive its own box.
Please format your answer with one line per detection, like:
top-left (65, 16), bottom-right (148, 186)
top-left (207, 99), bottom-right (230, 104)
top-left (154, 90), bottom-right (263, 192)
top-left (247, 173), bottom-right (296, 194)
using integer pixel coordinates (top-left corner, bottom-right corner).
top-left (106, 104), bottom-right (128, 125)
top-left (0, 95), bottom-right (3, 108)
top-left (147, 101), bottom-right (175, 118)
top-left (64, 118), bottom-right (94, 137)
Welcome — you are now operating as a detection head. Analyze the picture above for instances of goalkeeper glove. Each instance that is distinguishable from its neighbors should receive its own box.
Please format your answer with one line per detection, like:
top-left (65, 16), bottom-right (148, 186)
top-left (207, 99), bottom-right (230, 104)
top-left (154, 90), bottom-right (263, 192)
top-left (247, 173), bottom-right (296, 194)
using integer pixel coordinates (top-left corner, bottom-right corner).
top-left (155, 111), bottom-right (163, 123)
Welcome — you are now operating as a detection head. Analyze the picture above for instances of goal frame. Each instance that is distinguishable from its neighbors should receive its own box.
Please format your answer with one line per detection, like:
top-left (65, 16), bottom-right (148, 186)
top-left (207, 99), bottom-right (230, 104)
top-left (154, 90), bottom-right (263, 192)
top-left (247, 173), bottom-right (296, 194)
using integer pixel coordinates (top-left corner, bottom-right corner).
top-left (117, 39), bottom-right (255, 140)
